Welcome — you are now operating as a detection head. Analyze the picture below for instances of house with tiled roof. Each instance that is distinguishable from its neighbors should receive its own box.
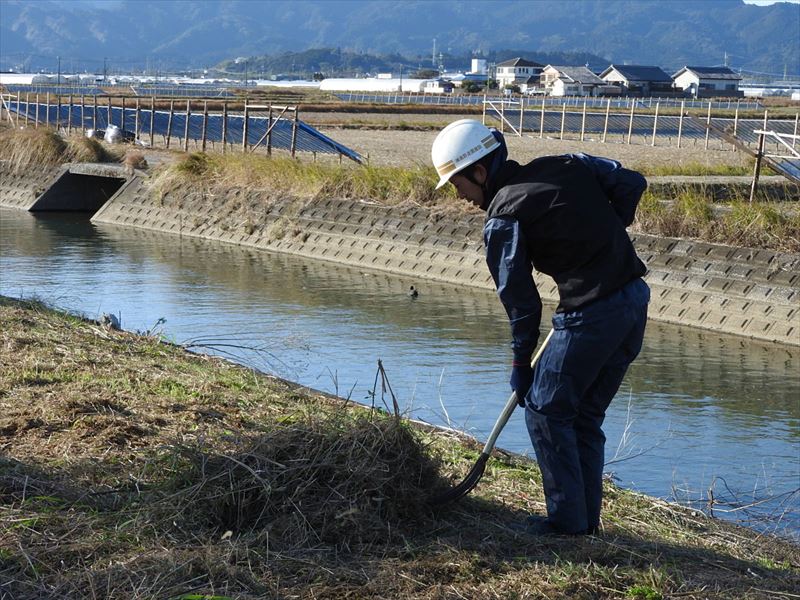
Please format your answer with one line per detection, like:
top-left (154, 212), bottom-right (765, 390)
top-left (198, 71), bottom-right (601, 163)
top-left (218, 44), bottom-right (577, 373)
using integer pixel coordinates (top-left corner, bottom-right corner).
top-left (599, 65), bottom-right (674, 96)
top-left (672, 66), bottom-right (743, 98)
top-left (540, 65), bottom-right (606, 96)
top-left (496, 57), bottom-right (544, 88)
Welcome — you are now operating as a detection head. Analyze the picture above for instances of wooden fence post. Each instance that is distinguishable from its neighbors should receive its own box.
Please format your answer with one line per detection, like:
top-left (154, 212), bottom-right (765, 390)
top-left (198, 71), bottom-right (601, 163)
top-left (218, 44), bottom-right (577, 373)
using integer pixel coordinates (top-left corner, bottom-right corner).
top-left (704, 101), bottom-right (712, 149)
top-left (107, 96), bottom-right (112, 128)
top-left (677, 100), bottom-right (684, 148)
top-left (291, 107), bottom-right (298, 158)
top-left (793, 113), bottom-right (798, 150)
top-left (183, 99), bottom-right (190, 152)
top-left (121, 96), bottom-right (126, 131)
top-left (559, 103), bottom-right (566, 140)
top-left (135, 98), bottom-right (140, 141)
top-left (92, 94), bottom-right (97, 130)
top-left (602, 98), bottom-right (610, 143)
top-left (166, 100), bottom-right (174, 149)
top-left (35, 93), bottom-right (40, 127)
top-left (67, 94), bottom-right (72, 135)
top-left (56, 95), bottom-right (61, 131)
top-left (580, 100), bottom-right (587, 141)
top-left (651, 101), bottom-right (659, 146)
top-left (749, 132), bottom-right (765, 203)
top-left (46, 92), bottom-right (50, 127)
top-left (149, 96), bottom-right (155, 147)
top-left (482, 93), bottom-right (486, 125)
top-left (267, 105), bottom-right (272, 156)
top-left (80, 95), bottom-right (85, 134)
top-left (540, 96), bottom-right (545, 138)
top-left (222, 101), bottom-right (228, 153)
top-left (627, 102), bottom-right (634, 144)
top-left (201, 100), bottom-right (208, 152)
top-left (500, 99), bottom-right (505, 133)
top-left (242, 101), bottom-right (249, 152)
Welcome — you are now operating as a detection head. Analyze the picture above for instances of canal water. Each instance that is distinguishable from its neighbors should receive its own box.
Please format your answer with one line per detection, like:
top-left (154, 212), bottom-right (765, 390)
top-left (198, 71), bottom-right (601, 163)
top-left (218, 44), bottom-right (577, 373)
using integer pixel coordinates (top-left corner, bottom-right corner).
top-left (1, 208), bottom-right (798, 539)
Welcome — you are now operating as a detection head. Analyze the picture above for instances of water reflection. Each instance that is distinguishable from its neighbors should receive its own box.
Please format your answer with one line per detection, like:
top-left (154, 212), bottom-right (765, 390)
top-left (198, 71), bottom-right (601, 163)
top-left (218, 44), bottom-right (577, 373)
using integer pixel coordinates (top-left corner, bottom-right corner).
top-left (1, 208), bottom-right (798, 537)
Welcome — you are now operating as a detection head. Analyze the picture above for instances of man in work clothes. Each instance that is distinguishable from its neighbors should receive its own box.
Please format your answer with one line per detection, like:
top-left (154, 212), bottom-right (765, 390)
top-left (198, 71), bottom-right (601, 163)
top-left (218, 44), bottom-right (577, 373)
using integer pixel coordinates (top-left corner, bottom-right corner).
top-left (431, 119), bottom-right (650, 535)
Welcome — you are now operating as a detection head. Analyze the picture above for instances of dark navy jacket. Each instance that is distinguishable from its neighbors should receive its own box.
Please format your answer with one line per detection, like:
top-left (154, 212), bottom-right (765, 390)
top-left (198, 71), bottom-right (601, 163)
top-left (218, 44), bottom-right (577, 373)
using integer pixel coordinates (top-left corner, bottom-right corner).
top-left (483, 153), bottom-right (647, 363)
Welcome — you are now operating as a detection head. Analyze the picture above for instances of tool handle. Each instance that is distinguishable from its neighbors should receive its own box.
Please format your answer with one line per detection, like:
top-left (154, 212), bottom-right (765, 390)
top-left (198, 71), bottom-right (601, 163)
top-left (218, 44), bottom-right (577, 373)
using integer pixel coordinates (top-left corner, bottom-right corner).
top-left (480, 328), bottom-right (554, 456)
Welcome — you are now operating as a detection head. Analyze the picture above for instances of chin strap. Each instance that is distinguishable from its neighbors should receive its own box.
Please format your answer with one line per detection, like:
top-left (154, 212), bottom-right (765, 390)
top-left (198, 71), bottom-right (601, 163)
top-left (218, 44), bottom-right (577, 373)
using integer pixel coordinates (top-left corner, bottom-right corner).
top-left (479, 129), bottom-right (508, 209)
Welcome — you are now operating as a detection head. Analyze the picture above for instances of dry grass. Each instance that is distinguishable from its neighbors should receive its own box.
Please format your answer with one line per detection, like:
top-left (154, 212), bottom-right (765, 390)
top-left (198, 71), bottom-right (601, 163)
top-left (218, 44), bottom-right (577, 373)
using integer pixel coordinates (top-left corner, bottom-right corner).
top-left (163, 151), bottom-right (455, 207)
top-left (0, 126), bottom-right (121, 173)
top-left (634, 191), bottom-right (800, 253)
top-left (0, 127), bottom-right (67, 171)
top-left (152, 150), bottom-right (798, 252)
top-left (1, 296), bottom-right (798, 599)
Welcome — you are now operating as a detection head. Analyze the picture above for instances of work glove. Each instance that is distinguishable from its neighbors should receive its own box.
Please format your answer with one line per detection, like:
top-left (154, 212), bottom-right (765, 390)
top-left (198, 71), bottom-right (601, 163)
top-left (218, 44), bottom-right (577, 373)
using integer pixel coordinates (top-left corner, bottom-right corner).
top-left (510, 362), bottom-right (533, 407)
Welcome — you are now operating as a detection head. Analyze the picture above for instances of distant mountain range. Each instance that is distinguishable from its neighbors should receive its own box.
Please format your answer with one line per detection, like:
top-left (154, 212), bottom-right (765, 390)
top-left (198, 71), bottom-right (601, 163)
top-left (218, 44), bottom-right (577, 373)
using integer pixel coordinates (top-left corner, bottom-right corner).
top-left (1, 0), bottom-right (798, 79)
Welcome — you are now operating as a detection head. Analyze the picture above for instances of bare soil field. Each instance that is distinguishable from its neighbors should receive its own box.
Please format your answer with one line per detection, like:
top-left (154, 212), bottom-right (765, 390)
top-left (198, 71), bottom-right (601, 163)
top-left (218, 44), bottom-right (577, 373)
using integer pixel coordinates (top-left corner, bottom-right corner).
top-left (306, 112), bottom-right (753, 170)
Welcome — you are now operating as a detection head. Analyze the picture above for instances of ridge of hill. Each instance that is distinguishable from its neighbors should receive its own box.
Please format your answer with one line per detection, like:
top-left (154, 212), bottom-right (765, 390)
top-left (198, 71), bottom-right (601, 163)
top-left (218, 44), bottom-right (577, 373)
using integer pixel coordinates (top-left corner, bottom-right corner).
top-left (0, 0), bottom-right (798, 78)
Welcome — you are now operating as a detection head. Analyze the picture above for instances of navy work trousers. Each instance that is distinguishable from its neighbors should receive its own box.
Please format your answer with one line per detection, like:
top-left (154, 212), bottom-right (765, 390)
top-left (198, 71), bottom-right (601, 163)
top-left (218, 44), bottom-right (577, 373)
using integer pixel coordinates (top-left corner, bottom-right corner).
top-left (524, 277), bottom-right (650, 534)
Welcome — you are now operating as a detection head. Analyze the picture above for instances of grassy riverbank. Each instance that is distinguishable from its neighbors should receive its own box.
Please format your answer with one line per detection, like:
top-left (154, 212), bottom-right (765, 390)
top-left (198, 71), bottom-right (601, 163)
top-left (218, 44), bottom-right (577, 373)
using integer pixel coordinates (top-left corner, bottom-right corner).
top-left (1, 296), bottom-right (798, 599)
top-left (154, 150), bottom-right (800, 253)
top-left (1, 125), bottom-right (797, 252)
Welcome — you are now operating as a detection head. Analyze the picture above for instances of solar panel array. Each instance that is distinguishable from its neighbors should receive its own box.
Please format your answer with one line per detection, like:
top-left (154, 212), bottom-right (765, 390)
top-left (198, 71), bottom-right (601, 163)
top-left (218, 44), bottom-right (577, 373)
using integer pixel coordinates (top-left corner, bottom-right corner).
top-left (5, 101), bottom-right (363, 163)
top-left (4, 84), bottom-right (106, 96)
top-left (130, 86), bottom-right (236, 98)
top-left (490, 107), bottom-right (797, 145)
top-left (334, 92), bottom-right (762, 111)
top-left (489, 107), bottom-right (799, 182)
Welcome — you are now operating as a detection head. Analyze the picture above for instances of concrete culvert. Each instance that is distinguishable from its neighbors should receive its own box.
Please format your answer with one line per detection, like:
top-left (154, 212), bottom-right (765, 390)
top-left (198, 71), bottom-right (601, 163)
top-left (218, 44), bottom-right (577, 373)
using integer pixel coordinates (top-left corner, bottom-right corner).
top-left (29, 171), bottom-right (126, 213)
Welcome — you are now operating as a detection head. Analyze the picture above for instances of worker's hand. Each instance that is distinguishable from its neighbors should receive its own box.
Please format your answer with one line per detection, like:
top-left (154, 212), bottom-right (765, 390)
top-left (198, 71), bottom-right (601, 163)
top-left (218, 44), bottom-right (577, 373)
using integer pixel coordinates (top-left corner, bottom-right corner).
top-left (510, 363), bottom-right (533, 407)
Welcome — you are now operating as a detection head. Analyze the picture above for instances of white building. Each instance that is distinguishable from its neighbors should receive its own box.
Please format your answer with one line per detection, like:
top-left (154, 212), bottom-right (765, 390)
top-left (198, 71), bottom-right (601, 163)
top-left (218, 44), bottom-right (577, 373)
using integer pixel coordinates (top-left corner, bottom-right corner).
top-left (471, 58), bottom-right (488, 75)
top-left (495, 57), bottom-right (544, 88)
top-left (423, 79), bottom-right (454, 94)
top-left (541, 65), bottom-right (606, 96)
top-left (319, 77), bottom-right (428, 93)
top-left (672, 66), bottom-right (743, 98)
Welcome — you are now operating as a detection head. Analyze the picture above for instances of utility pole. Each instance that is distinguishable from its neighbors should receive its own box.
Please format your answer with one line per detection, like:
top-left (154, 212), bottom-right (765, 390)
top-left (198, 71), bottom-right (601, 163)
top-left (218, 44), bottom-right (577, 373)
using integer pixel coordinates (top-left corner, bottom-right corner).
top-left (103, 57), bottom-right (107, 83)
top-left (432, 38), bottom-right (436, 68)
top-left (57, 56), bottom-right (61, 85)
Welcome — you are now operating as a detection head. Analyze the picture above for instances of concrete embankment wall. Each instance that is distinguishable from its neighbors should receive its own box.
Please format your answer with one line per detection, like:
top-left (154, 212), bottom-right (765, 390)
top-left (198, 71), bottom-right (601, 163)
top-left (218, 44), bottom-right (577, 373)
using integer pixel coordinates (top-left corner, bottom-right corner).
top-left (2, 163), bottom-right (798, 346)
top-left (0, 163), bottom-right (63, 210)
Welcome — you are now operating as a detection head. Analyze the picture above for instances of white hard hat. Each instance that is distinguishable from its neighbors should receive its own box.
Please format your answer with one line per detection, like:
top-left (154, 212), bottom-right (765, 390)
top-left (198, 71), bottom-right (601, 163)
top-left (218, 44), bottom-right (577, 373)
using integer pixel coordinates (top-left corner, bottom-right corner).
top-left (431, 119), bottom-right (501, 189)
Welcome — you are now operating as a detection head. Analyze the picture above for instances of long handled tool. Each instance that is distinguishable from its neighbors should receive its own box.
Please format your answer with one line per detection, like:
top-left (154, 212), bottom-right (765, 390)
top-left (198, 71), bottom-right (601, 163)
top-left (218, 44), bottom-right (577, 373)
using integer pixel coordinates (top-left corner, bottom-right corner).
top-left (428, 328), bottom-right (555, 506)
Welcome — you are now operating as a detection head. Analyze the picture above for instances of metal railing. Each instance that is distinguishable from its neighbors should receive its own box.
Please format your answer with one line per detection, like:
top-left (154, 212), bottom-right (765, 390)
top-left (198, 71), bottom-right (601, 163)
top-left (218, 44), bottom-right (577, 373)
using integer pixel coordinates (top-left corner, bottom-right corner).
top-left (0, 94), bottom-right (362, 163)
top-left (750, 129), bottom-right (800, 199)
top-left (334, 91), bottom-right (762, 111)
top-left (484, 97), bottom-right (799, 152)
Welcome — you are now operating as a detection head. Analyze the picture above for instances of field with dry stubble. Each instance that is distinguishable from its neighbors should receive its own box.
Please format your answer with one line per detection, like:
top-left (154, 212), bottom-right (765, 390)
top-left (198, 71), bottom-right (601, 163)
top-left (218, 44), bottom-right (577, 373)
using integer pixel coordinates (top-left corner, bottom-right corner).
top-left (306, 111), bottom-right (754, 172)
top-left (1, 296), bottom-right (799, 600)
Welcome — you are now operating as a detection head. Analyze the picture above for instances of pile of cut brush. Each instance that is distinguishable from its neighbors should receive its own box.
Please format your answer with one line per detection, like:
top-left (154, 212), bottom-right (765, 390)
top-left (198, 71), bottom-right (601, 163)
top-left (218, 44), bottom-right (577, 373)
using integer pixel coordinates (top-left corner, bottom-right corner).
top-left (163, 410), bottom-right (444, 549)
